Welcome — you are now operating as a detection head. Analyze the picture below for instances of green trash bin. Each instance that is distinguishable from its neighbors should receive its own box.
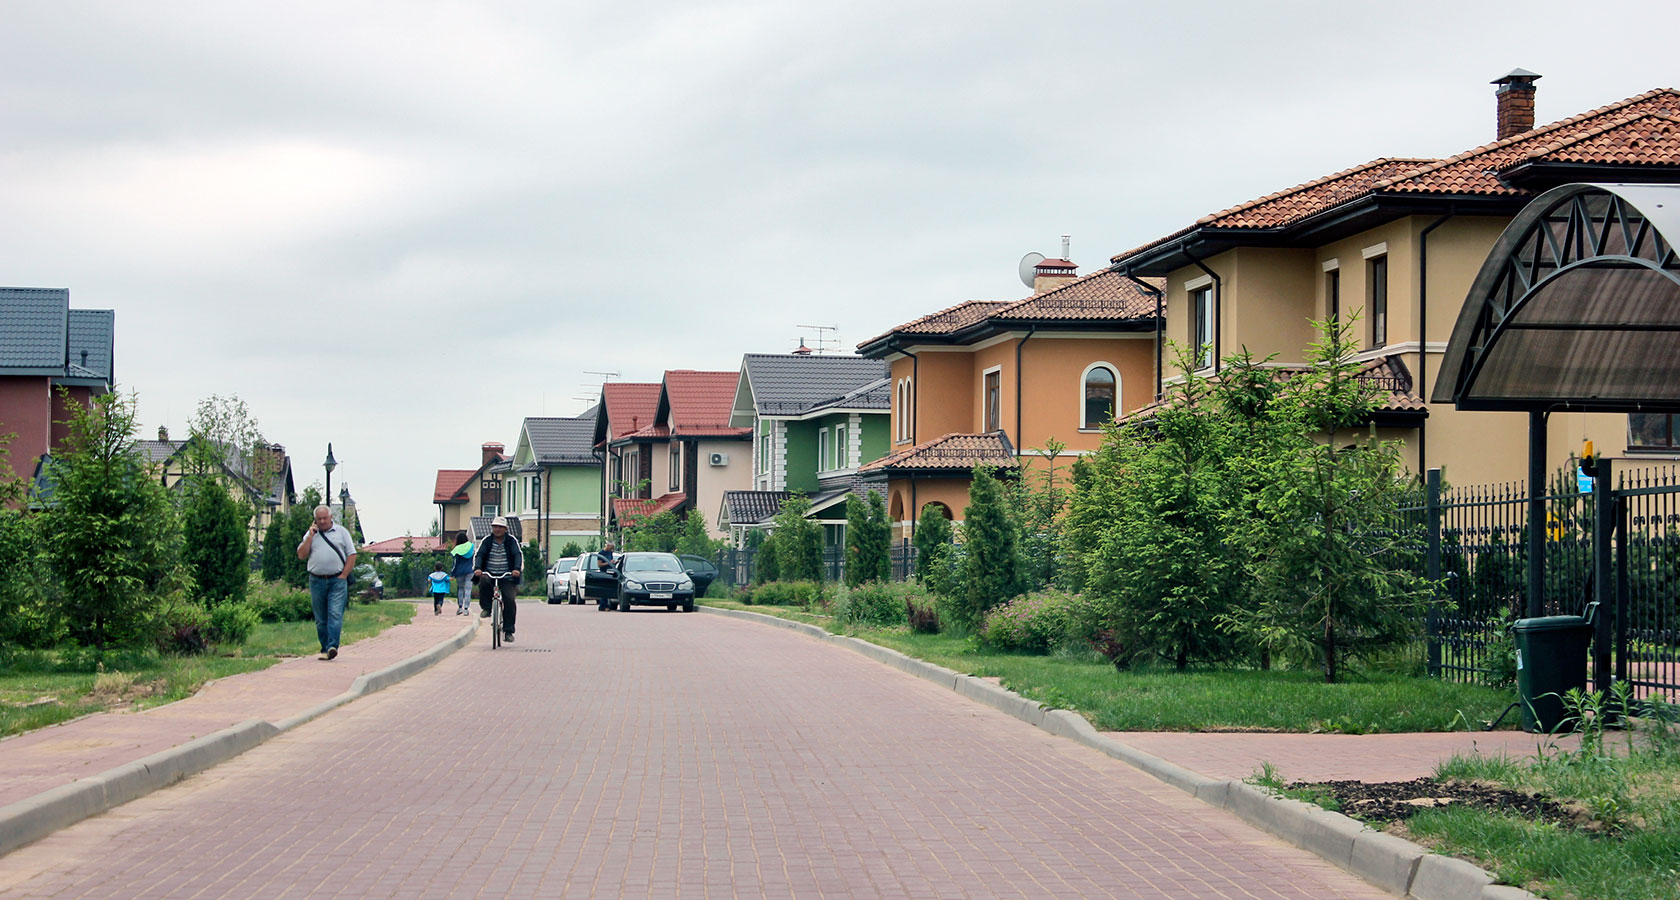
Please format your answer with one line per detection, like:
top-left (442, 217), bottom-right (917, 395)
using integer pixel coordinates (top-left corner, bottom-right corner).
top-left (1511, 604), bottom-right (1596, 733)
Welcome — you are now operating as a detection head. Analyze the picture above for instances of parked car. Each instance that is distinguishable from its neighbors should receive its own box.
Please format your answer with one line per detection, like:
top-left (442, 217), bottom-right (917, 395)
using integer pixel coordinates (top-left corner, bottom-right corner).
top-left (678, 554), bottom-right (718, 597)
top-left (578, 552), bottom-right (620, 610)
top-left (568, 552), bottom-right (602, 605)
top-left (614, 552), bottom-right (696, 612)
top-left (545, 557), bottom-right (577, 603)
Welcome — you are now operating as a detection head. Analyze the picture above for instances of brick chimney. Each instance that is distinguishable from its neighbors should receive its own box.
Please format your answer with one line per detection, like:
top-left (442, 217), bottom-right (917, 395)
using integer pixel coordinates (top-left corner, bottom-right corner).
top-left (1492, 69), bottom-right (1542, 140)
top-left (481, 442), bottom-right (504, 466)
top-left (1032, 258), bottom-right (1077, 294)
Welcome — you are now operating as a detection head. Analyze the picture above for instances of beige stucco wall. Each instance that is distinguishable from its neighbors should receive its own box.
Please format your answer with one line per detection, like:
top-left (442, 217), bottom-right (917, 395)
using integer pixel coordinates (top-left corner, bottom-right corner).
top-left (1018, 335), bottom-right (1154, 453)
top-left (886, 476), bottom-right (971, 542)
top-left (694, 438), bottom-right (752, 539)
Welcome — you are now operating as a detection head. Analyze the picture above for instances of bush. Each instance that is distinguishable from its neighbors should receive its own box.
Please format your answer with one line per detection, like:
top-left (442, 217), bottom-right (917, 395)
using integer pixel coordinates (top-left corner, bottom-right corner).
top-left (248, 579), bottom-right (313, 623)
top-left (207, 602), bottom-right (259, 646)
top-left (0, 508), bottom-right (64, 649)
top-left (152, 597), bottom-right (211, 655)
top-left (754, 533), bottom-right (780, 583)
top-left (907, 595), bottom-right (941, 634)
top-left (741, 580), bottom-right (826, 607)
top-left (180, 477), bottom-right (249, 606)
top-left (977, 589), bottom-right (1095, 654)
top-left (955, 467), bottom-right (1027, 630)
top-left (838, 582), bottom-right (921, 627)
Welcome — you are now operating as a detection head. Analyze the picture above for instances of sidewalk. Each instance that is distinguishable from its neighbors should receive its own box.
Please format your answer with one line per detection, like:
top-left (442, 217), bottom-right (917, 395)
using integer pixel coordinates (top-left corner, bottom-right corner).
top-left (0, 602), bottom-right (469, 810)
top-left (1106, 728), bottom-right (1578, 783)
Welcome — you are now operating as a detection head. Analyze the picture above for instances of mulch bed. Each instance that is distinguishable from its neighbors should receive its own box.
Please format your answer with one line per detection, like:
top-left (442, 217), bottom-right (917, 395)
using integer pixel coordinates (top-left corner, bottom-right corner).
top-left (1293, 779), bottom-right (1575, 829)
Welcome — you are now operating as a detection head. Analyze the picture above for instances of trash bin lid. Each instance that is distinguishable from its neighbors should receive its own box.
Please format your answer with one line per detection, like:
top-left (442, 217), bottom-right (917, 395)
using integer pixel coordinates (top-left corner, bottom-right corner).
top-left (1511, 614), bottom-right (1591, 632)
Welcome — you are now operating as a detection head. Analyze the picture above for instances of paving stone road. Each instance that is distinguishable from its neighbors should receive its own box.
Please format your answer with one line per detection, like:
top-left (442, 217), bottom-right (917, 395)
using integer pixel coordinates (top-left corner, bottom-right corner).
top-left (0, 603), bottom-right (1392, 899)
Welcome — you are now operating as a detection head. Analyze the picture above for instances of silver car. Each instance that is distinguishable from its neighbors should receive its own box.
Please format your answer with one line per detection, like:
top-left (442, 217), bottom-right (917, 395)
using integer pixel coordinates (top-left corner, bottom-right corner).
top-left (545, 557), bottom-right (577, 603)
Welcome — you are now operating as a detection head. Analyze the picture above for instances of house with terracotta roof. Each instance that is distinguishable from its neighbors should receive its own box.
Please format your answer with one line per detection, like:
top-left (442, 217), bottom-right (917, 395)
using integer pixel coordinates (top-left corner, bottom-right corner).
top-left (504, 407), bottom-right (604, 556)
top-left (856, 258), bottom-right (1161, 538)
top-left (1109, 72), bottom-right (1680, 485)
top-left (433, 442), bottom-right (508, 538)
top-left (719, 352), bottom-right (891, 545)
top-left (0, 288), bottom-right (114, 506)
top-left (594, 371), bottom-right (752, 539)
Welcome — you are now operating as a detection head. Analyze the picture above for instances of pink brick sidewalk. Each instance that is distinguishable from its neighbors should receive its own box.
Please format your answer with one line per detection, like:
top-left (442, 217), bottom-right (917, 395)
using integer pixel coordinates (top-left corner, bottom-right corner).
top-left (0, 601), bottom-right (469, 809)
top-left (1107, 729), bottom-right (1578, 783)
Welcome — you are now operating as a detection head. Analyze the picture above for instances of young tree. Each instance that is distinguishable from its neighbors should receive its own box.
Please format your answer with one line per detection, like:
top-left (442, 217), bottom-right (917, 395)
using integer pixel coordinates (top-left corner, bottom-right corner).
top-left (772, 495), bottom-right (823, 582)
top-left (675, 511), bottom-right (721, 558)
top-left (843, 490), bottom-right (891, 586)
top-left (753, 530), bottom-right (779, 583)
top-left (279, 486), bottom-right (323, 588)
top-left (954, 467), bottom-right (1026, 630)
top-left (38, 390), bottom-right (187, 649)
top-left (560, 540), bottom-right (585, 559)
top-left (1012, 438), bottom-right (1070, 590)
top-left (181, 478), bottom-right (249, 605)
top-left (912, 503), bottom-right (953, 582)
top-left (261, 515), bottom-right (287, 581)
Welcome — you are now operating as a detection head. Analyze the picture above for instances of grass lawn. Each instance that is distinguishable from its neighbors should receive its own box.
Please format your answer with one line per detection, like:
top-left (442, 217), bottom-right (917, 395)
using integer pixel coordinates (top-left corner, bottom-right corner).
top-left (0, 600), bottom-right (415, 739)
top-left (702, 599), bottom-right (1515, 733)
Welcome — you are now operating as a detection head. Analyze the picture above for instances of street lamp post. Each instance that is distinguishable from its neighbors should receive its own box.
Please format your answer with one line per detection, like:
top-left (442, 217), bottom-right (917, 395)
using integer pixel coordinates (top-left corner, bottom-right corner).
top-left (339, 485), bottom-right (351, 534)
top-left (323, 444), bottom-right (337, 511)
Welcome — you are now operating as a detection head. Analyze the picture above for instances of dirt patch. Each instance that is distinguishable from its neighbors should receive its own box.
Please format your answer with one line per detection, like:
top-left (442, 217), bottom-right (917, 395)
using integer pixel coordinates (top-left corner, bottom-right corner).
top-left (1296, 778), bottom-right (1576, 829)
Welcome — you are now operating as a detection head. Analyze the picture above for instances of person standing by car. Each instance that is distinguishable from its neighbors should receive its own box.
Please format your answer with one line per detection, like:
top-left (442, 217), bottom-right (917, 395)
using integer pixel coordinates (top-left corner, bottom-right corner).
top-left (473, 517), bottom-right (523, 642)
top-left (449, 531), bottom-right (474, 615)
top-left (296, 505), bottom-right (357, 660)
top-left (593, 542), bottom-right (618, 611)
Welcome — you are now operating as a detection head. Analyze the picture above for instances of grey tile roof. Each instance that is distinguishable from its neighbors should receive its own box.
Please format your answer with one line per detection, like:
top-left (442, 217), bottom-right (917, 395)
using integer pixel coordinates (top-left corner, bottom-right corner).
top-left (0, 288), bottom-right (69, 371)
top-left (805, 377), bottom-right (890, 415)
top-left (721, 490), bottom-right (791, 526)
top-left (66, 309), bottom-right (115, 381)
top-left (524, 415), bottom-right (602, 465)
top-left (136, 440), bottom-right (183, 464)
top-left (741, 354), bottom-right (889, 417)
top-left (470, 515), bottom-right (524, 542)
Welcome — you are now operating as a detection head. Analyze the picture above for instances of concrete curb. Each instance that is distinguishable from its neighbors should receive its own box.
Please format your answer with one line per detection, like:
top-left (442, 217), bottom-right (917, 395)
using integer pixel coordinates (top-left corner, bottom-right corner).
top-left (701, 605), bottom-right (1539, 900)
top-left (0, 617), bottom-right (479, 859)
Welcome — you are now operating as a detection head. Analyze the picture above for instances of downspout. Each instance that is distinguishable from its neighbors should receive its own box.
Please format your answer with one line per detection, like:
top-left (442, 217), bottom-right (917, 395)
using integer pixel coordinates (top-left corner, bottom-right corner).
top-left (1185, 251), bottom-right (1223, 374)
top-left (1014, 325), bottom-right (1036, 452)
top-left (1417, 212), bottom-right (1454, 473)
top-left (1118, 268), bottom-right (1165, 400)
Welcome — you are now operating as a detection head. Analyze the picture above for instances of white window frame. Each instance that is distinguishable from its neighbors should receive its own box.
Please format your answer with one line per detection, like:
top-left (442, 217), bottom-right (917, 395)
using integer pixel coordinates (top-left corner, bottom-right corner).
top-left (669, 443), bottom-right (681, 492)
top-left (817, 426), bottom-right (831, 472)
top-left (1190, 286), bottom-right (1214, 370)
top-left (981, 365), bottom-right (1003, 433)
top-left (834, 423), bottom-right (848, 469)
top-left (1078, 362), bottom-right (1121, 431)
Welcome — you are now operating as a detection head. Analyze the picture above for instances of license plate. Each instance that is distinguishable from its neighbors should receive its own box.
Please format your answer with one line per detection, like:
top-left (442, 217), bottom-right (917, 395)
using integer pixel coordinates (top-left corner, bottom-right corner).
top-left (650, 592), bottom-right (672, 600)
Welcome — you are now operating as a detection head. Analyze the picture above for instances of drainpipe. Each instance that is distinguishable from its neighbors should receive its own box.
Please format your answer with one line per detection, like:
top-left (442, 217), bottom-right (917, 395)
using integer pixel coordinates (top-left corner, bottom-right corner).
top-left (1014, 325), bottom-right (1036, 453)
top-left (1118, 268), bottom-right (1166, 400)
top-left (1186, 252), bottom-right (1223, 374)
top-left (899, 348), bottom-right (920, 445)
top-left (1417, 212), bottom-right (1454, 473)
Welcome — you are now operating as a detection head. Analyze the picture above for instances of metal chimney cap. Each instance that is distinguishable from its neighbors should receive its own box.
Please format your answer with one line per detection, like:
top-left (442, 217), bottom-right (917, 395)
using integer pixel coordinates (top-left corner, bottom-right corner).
top-left (1492, 68), bottom-right (1542, 85)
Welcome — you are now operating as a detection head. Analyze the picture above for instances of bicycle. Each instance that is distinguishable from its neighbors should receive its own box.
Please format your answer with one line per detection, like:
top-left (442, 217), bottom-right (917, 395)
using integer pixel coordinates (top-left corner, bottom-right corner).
top-left (489, 577), bottom-right (504, 649)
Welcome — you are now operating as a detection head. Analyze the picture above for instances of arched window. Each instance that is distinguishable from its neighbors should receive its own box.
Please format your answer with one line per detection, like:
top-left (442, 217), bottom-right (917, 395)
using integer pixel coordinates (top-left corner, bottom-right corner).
top-left (889, 491), bottom-right (905, 522)
top-left (1082, 364), bottom-right (1118, 428)
top-left (920, 501), bottom-right (953, 521)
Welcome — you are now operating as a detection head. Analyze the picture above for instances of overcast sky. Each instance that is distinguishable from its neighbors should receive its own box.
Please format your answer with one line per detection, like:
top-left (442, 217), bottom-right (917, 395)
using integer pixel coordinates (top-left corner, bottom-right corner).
top-left (3, 0), bottom-right (1677, 538)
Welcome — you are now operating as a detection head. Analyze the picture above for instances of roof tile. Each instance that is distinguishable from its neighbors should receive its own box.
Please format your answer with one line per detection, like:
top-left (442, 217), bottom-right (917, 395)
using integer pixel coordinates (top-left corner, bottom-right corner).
top-left (602, 383), bottom-right (662, 440)
top-left (433, 469), bottom-right (476, 503)
top-left (858, 432), bottom-right (1017, 473)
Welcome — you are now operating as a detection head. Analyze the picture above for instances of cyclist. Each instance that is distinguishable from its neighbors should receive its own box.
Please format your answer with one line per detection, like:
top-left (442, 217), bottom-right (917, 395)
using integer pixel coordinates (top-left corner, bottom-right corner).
top-left (473, 517), bottom-right (523, 643)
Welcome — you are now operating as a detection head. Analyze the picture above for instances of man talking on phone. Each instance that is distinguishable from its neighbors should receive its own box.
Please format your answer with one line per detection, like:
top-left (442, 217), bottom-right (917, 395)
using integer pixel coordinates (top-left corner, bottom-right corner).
top-left (296, 504), bottom-right (358, 660)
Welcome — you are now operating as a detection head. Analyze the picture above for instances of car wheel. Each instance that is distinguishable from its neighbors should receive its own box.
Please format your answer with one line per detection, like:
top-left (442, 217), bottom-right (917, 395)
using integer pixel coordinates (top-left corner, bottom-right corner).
top-left (667, 604), bottom-right (676, 611)
top-left (619, 598), bottom-right (632, 612)
top-left (683, 601), bottom-right (695, 612)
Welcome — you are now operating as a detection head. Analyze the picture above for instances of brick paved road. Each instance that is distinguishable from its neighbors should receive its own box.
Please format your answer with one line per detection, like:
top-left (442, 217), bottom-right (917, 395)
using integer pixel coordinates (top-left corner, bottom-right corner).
top-left (0, 604), bottom-right (1391, 899)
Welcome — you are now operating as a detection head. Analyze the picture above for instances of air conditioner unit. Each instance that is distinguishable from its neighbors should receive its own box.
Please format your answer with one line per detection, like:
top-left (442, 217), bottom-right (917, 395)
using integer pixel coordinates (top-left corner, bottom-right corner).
top-left (708, 452), bottom-right (729, 467)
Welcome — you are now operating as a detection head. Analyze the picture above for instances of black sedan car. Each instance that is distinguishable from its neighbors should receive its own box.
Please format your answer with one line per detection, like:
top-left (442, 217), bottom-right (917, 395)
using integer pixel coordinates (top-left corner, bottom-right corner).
top-left (613, 552), bottom-right (696, 612)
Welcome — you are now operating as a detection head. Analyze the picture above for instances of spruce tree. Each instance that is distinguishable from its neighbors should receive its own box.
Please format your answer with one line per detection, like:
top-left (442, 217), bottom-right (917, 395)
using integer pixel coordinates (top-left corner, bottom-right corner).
top-left (956, 467), bottom-right (1025, 630)
top-left (912, 503), bottom-right (953, 582)
top-left (182, 478), bottom-right (249, 605)
top-left (772, 495), bottom-right (823, 582)
top-left (261, 515), bottom-right (286, 581)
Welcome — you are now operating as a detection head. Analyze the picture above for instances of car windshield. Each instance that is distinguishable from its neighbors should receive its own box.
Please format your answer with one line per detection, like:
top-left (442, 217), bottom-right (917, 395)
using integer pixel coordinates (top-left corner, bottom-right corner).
top-left (623, 554), bottom-right (683, 574)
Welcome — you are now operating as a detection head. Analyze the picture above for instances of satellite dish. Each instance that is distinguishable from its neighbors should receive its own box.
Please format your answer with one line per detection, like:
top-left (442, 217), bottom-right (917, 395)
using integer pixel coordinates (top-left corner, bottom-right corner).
top-left (1018, 252), bottom-right (1046, 288)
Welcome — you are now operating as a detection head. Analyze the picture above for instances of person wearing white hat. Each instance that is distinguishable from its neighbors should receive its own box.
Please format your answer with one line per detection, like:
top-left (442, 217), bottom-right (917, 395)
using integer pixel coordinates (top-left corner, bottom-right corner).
top-left (473, 517), bottom-right (524, 642)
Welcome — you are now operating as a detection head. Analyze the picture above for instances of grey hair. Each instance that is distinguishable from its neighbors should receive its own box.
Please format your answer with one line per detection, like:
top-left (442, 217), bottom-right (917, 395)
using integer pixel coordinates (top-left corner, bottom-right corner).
top-left (314, 505), bottom-right (333, 517)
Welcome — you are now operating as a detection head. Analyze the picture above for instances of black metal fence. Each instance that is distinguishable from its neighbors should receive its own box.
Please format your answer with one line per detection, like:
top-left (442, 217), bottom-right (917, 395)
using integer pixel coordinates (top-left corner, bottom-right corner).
top-left (1403, 464), bottom-right (1679, 697)
top-left (709, 540), bottom-right (919, 589)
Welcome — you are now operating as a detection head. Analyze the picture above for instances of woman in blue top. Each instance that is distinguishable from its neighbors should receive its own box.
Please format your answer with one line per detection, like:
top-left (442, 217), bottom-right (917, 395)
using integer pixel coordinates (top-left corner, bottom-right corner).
top-left (449, 531), bottom-right (475, 615)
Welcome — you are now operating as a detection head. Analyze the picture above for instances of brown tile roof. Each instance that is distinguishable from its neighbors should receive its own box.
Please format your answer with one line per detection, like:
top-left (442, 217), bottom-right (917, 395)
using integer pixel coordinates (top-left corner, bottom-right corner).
top-left (663, 370), bottom-right (750, 436)
top-left (601, 382), bottom-right (662, 440)
top-left (611, 492), bottom-right (687, 522)
top-left (1112, 87), bottom-right (1680, 265)
top-left (859, 299), bottom-right (1009, 348)
top-left (859, 432), bottom-right (1017, 473)
top-left (1119, 355), bottom-right (1427, 424)
top-left (433, 469), bottom-right (475, 503)
top-left (990, 268), bottom-right (1161, 321)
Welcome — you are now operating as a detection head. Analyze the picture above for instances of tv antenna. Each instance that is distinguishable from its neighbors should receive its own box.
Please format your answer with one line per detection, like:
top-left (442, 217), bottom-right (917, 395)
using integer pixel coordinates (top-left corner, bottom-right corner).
top-left (583, 370), bottom-right (620, 382)
top-left (795, 324), bottom-right (840, 354)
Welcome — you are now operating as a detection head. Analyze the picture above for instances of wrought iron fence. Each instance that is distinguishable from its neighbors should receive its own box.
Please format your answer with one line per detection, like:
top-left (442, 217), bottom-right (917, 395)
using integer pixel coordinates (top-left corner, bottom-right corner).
top-left (707, 541), bottom-right (918, 589)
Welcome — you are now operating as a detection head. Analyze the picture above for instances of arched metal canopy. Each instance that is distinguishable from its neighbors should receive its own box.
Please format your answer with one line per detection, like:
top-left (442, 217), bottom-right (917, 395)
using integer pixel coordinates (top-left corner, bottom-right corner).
top-left (1433, 183), bottom-right (1680, 412)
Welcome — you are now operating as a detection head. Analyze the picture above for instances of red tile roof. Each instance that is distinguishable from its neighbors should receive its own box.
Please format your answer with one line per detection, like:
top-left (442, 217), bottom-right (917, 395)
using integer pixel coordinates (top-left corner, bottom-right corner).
top-left (859, 432), bottom-right (1017, 473)
top-left (1111, 87), bottom-right (1680, 265)
top-left (362, 535), bottom-right (450, 555)
top-left (611, 492), bottom-right (688, 522)
top-left (602, 382), bottom-right (662, 440)
top-left (663, 370), bottom-right (749, 436)
top-left (433, 469), bottom-right (475, 503)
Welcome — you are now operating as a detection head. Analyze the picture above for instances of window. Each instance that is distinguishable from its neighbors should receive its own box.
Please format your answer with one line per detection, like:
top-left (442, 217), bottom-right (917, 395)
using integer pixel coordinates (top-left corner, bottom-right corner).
top-left (1368, 255), bottom-right (1388, 348)
top-left (610, 454), bottom-right (622, 490)
top-left (1083, 365), bottom-right (1117, 428)
top-left (669, 443), bottom-right (681, 491)
top-left (1629, 414), bottom-right (1680, 452)
top-left (983, 369), bottom-right (1001, 432)
top-left (758, 424), bottom-right (770, 474)
top-left (530, 475), bottom-right (541, 511)
top-left (817, 427), bottom-right (831, 471)
top-left (481, 504), bottom-right (498, 516)
top-left (1191, 286), bottom-right (1214, 369)
top-left (834, 423), bottom-right (847, 469)
top-left (896, 378), bottom-right (914, 442)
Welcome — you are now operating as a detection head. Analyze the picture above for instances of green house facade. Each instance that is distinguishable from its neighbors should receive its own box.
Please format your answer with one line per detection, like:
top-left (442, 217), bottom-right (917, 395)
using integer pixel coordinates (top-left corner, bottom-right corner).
top-left (508, 409), bottom-right (605, 557)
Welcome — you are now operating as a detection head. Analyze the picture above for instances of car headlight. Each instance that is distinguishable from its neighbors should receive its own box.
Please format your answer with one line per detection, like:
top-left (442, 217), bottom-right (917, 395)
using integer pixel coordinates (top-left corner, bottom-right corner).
top-left (676, 576), bottom-right (693, 588)
top-left (623, 578), bottom-right (644, 590)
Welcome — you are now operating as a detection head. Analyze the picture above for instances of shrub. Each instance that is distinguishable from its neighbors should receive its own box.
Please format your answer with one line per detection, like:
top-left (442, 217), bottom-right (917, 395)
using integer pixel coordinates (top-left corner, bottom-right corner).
top-left (180, 477), bottom-right (250, 606)
top-left (0, 508), bottom-right (64, 649)
top-left (839, 582), bottom-right (918, 627)
top-left (912, 505), bottom-right (953, 582)
top-left (754, 533), bottom-right (780, 583)
top-left (907, 595), bottom-right (941, 634)
top-left (248, 579), bottom-right (313, 623)
top-left (207, 602), bottom-right (259, 645)
top-left (955, 467), bottom-right (1027, 630)
top-left (153, 597), bottom-right (211, 655)
top-left (773, 496), bottom-right (824, 582)
top-left (743, 580), bottom-right (826, 608)
top-left (977, 589), bottom-right (1094, 654)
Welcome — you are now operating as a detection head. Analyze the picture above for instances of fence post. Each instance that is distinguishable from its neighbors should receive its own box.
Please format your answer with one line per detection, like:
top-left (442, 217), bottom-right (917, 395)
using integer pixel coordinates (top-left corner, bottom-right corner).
top-left (1592, 458), bottom-right (1615, 694)
top-left (1426, 468), bottom-right (1442, 678)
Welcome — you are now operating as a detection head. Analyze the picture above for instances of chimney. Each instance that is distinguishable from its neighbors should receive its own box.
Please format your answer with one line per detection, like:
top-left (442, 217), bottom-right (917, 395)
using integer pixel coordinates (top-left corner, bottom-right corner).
top-left (1492, 69), bottom-right (1542, 140)
top-left (481, 442), bottom-right (504, 466)
top-left (1031, 234), bottom-right (1078, 293)
top-left (158, 425), bottom-right (169, 442)
top-left (792, 338), bottom-right (813, 356)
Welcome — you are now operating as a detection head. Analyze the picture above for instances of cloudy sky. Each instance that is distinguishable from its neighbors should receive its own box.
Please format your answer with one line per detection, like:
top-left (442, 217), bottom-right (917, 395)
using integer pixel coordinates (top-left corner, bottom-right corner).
top-left (3, 0), bottom-right (1677, 538)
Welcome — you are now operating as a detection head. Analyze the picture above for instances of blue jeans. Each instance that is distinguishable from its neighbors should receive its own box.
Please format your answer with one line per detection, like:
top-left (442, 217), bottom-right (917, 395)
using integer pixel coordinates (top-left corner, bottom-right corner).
top-left (309, 575), bottom-right (349, 652)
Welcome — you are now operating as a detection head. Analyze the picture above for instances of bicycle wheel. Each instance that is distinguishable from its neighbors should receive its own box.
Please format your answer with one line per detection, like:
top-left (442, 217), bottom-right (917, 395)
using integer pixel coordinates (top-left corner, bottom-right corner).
top-left (491, 586), bottom-right (502, 649)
